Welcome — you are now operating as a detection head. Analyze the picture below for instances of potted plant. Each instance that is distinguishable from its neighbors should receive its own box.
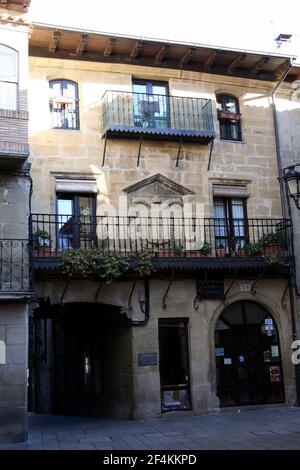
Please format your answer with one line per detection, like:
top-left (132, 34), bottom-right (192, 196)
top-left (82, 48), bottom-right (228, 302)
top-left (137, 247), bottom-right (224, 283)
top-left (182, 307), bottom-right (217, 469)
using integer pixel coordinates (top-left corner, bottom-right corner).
top-left (260, 232), bottom-right (284, 255)
top-left (33, 229), bottom-right (52, 256)
top-left (265, 252), bottom-right (286, 266)
top-left (245, 242), bottom-right (262, 257)
top-left (216, 243), bottom-right (225, 257)
top-left (186, 240), bottom-right (211, 257)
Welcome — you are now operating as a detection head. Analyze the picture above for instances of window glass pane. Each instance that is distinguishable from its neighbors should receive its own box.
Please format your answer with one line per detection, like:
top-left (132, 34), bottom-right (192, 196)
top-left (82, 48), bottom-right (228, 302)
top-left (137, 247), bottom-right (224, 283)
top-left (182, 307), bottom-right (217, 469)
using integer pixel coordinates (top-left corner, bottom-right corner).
top-left (0, 47), bottom-right (17, 81)
top-left (50, 81), bottom-right (62, 98)
top-left (224, 97), bottom-right (237, 113)
top-left (63, 81), bottom-right (77, 99)
top-left (0, 81), bottom-right (17, 110)
top-left (57, 197), bottom-right (74, 249)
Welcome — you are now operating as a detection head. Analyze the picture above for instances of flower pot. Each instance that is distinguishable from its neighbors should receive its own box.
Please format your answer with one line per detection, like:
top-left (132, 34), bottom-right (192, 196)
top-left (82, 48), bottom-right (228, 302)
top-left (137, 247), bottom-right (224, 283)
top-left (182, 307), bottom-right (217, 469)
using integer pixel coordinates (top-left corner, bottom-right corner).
top-left (216, 248), bottom-right (225, 257)
top-left (34, 246), bottom-right (51, 257)
top-left (263, 244), bottom-right (282, 255)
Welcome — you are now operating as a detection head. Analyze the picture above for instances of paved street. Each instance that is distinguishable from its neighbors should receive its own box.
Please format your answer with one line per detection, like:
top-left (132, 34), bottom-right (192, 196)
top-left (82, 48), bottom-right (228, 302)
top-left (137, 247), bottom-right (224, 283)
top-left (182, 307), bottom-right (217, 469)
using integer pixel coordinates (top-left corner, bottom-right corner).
top-left (1, 406), bottom-right (300, 450)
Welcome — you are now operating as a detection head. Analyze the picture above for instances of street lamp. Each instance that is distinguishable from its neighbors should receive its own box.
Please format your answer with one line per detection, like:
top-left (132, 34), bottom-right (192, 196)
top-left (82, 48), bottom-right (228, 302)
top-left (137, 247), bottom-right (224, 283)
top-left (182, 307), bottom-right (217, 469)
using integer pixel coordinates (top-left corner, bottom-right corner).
top-left (283, 163), bottom-right (300, 406)
top-left (283, 164), bottom-right (300, 210)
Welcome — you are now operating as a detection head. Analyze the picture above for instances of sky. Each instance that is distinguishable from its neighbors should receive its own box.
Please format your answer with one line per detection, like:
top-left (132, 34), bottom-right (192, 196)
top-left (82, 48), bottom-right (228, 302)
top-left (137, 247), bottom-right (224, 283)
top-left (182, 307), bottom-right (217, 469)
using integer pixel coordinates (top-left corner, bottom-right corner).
top-left (30, 0), bottom-right (300, 58)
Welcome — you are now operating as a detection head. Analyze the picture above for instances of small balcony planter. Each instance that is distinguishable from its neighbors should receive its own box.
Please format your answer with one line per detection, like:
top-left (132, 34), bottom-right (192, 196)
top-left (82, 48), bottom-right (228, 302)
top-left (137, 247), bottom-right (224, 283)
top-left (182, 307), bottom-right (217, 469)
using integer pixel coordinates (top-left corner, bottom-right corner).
top-left (260, 233), bottom-right (284, 256)
top-left (245, 243), bottom-right (262, 257)
top-left (33, 229), bottom-right (52, 257)
top-left (219, 111), bottom-right (241, 120)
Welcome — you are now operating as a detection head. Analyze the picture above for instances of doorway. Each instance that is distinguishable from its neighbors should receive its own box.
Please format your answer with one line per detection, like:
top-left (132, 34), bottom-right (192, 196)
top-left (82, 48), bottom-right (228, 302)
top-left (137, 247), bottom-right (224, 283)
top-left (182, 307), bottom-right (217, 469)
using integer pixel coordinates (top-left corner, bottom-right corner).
top-left (28, 303), bottom-right (133, 417)
top-left (215, 301), bottom-right (285, 406)
top-left (159, 319), bottom-right (191, 412)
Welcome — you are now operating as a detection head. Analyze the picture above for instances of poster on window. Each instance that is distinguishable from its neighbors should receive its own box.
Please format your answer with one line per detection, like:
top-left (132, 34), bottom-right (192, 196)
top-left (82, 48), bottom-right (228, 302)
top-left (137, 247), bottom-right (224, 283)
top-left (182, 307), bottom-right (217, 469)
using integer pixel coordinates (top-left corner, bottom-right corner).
top-left (269, 365), bottom-right (281, 382)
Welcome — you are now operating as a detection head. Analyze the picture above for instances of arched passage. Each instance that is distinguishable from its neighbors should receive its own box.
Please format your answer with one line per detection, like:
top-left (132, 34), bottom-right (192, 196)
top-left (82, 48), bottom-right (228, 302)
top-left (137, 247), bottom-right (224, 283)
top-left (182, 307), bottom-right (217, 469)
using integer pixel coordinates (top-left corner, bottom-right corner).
top-left (215, 300), bottom-right (285, 407)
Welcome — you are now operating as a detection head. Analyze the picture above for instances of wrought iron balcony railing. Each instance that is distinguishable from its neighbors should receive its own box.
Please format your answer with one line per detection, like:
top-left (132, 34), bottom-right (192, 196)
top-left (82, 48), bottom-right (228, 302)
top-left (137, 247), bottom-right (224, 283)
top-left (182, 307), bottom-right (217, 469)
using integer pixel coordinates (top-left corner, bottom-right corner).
top-left (31, 214), bottom-right (292, 263)
top-left (101, 91), bottom-right (215, 141)
top-left (0, 239), bottom-right (32, 294)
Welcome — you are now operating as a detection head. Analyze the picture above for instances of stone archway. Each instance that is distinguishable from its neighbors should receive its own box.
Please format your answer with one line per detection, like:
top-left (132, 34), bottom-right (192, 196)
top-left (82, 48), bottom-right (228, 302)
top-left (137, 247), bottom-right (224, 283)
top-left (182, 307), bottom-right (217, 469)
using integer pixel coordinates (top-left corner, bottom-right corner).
top-left (213, 300), bottom-right (285, 407)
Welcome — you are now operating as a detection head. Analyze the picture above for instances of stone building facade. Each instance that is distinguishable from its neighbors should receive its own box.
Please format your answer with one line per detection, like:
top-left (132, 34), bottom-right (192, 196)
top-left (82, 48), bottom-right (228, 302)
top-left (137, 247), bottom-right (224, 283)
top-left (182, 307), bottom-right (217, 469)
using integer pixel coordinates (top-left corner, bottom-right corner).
top-left (0, 1), bottom-right (31, 443)
top-left (1, 11), bottom-right (300, 442)
top-left (26, 24), bottom-right (297, 423)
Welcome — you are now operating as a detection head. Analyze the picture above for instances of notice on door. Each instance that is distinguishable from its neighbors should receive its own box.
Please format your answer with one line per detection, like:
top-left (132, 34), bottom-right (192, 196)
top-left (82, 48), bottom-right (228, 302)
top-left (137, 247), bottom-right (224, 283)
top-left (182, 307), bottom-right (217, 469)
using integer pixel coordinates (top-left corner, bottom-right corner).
top-left (270, 365), bottom-right (281, 382)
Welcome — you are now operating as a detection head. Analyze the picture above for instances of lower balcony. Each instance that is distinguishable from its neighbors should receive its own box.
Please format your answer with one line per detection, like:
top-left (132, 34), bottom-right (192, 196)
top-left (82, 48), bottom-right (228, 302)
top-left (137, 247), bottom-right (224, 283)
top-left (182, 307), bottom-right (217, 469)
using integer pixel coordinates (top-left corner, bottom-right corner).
top-left (0, 239), bottom-right (32, 296)
top-left (30, 215), bottom-right (292, 274)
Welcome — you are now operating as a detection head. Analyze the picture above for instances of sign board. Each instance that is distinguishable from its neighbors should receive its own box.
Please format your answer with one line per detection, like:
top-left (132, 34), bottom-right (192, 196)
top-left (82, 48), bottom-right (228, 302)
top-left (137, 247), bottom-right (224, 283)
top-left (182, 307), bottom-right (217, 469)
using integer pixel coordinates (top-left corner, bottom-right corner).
top-left (138, 352), bottom-right (158, 367)
top-left (197, 280), bottom-right (224, 300)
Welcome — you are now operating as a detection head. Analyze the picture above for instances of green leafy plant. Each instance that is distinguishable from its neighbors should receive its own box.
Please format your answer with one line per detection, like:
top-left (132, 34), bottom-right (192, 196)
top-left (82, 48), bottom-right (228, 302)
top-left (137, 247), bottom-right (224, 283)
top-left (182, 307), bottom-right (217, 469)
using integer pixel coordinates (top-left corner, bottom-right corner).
top-left (172, 242), bottom-right (184, 255)
top-left (134, 250), bottom-right (153, 277)
top-left (199, 241), bottom-right (212, 255)
top-left (32, 229), bottom-right (52, 245)
top-left (265, 252), bottom-right (286, 266)
top-left (62, 248), bottom-right (93, 278)
top-left (260, 232), bottom-right (284, 245)
top-left (245, 242), bottom-right (262, 256)
top-left (62, 248), bottom-right (153, 280)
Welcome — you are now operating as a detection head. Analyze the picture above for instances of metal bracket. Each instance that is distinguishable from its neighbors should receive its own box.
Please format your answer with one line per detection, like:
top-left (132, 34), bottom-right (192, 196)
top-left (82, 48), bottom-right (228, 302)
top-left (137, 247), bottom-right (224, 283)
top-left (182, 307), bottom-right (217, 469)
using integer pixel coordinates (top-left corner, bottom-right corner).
top-left (207, 137), bottom-right (215, 171)
top-left (102, 132), bottom-right (108, 167)
top-left (162, 269), bottom-right (175, 310)
top-left (175, 136), bottom-right (183, 167)
top-left (251, 269), bottom-right (266, 294)
top-left (60, 281), bottom-right (69, 305)
top-left (222, 277), bottom-right (237, 304)
top-left (281, 280), bottom-right (289, 310)
top-left (128, 278), bottom-right (137, 310)
top-left (193, 271), bottom-right (208, 311)
top-left (95, 281), bottom-right (104, 301)
top-left (137, 135), bottom-right (143, 167)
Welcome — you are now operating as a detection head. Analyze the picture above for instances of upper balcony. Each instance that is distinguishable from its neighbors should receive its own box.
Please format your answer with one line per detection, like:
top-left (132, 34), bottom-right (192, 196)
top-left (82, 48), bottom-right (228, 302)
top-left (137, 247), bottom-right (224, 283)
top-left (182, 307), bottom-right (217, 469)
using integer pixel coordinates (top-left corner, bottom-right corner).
top-left (0, 239), bottom-right (32, 297)
top-left (30, 215), bottom-right (292, 275)
top-left (101, 91), bottom-right (215, 144)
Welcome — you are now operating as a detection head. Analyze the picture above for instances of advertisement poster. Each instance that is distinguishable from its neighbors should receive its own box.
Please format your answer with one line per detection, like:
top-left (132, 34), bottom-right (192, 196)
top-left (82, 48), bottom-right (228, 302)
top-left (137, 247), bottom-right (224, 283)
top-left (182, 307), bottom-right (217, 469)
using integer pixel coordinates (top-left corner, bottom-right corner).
top-left (263, 351), bottom-right (271, 362)
top-left (269, 365), bottom-right (281, 382)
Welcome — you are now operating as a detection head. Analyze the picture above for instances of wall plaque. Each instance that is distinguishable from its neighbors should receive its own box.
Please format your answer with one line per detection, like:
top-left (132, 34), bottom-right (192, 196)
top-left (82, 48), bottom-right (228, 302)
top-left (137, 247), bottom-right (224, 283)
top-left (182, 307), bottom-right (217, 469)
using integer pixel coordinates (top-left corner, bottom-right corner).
top-left (197, 280), bottom-right (224, 300)
top-left (138, 352), bottom-right (158, 366)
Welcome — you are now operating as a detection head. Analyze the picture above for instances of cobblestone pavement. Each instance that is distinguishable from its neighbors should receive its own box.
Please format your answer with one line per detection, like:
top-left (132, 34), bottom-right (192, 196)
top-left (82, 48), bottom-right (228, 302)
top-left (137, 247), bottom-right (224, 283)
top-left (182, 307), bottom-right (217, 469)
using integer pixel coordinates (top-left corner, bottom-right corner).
top-left (1, 407), bottom-right (300, 450)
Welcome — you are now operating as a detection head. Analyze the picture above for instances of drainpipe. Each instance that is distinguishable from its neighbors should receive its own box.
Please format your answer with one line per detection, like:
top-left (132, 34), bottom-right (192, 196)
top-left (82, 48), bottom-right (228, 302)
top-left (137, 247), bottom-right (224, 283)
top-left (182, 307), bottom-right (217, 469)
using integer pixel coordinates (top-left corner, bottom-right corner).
top-left (271, 58), bottom-right (293, 218)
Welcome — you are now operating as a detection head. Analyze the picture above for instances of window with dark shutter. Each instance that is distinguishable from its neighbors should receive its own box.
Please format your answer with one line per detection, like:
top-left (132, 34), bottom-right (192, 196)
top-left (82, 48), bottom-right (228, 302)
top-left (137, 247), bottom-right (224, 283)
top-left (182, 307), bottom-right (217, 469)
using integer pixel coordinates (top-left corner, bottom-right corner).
top-left (216, 94), bottom-right (242, 141)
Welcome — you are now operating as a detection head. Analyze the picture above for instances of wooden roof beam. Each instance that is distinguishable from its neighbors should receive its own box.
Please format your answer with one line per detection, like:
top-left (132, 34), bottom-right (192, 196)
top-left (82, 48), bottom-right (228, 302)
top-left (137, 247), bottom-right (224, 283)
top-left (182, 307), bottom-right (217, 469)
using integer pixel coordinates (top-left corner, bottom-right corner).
top-left (129, 40), bottom-right (143, 61)
top-left (251, 56), bottom-right (270, 75)
top-left (227, 53), bottom-right (246, 73)
top-left (204, 51), bottom-right (217, 69)
top-left (180, 47), bottom-right (196, 67)
top-left (274, 59), bottom-right (291, 80)
top-left (76, 34), bottom-right (88, 55)
top-left (155, 44), bottom-right (169, 64)
top-left (49, 31), bottom-right (60, 53)
top-left (103, 37), bottom-right (115, 57)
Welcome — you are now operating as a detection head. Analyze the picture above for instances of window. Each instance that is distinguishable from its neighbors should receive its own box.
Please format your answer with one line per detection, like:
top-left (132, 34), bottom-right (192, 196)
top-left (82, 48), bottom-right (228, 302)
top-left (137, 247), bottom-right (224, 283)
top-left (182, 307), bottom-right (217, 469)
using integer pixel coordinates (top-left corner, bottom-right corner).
top-left (56, 193), bottom-right (96, 250)
top-left (132, 79), bottom-right (169, 128)
top-left (216, 94), bottom-right (242, 141)
top-left (214, 197), bottom-right (247, 254)
top-left (0, 45), bottom-right (18, 110)
top-left (49, 79), bottom-right (79, 129)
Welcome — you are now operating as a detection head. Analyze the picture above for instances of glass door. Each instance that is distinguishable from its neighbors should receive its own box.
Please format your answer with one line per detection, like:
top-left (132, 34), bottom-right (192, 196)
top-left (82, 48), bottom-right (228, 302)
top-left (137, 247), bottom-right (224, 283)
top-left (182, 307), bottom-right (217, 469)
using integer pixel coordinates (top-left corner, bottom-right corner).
top-left (159, 319), bottom-right (191, 411)
top-left (132, 80), bottom-right (169, 129)
top-left (56, 193), bottom-right (96, 251)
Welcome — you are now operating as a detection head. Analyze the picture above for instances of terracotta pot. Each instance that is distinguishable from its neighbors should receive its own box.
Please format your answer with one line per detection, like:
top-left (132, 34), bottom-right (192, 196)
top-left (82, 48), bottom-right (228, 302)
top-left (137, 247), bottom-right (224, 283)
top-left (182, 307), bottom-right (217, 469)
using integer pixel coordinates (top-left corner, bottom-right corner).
top-left (263, 244), bottom-right (282, 255)
top-left (216, 248), bottom-right (225, 257)
top-left (34, 246), bottom-right (51, 257)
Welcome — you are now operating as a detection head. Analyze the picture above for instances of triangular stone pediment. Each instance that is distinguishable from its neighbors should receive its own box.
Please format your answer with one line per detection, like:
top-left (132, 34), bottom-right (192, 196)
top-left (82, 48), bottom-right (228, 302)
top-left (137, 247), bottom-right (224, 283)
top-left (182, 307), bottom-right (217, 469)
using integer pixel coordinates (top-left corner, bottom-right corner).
top-left (123, 174), bottom-right (194, 198)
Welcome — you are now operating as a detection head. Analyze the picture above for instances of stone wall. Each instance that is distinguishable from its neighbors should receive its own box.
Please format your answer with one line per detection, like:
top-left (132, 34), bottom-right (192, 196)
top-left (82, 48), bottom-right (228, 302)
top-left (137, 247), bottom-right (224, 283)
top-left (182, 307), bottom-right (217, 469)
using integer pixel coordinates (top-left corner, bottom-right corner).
top-left (29, 57), bottom-right (282, 218)
top-left (34, 277), bottom-right (295, 419)
top-left (0, 303), bottom-right (28, 443)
